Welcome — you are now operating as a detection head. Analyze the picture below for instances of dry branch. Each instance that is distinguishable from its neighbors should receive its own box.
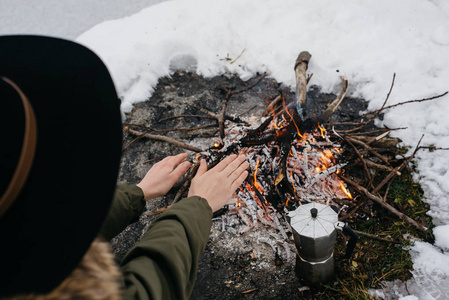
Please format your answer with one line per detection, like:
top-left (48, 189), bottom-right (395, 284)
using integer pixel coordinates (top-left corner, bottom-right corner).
top-left (192, 73), bottom-right (267, 139)
top-left (127, 128), bottom-right (201, 152)
top-left (158, 114), bottom-right (215, 122)
top-left (353, 229), bottom-right (401, 244)
top-left (343, 136), bottom-right (372, 187)
top-left (362, 160), bottom-right (398, 174)
top-left (340, 176), bottom-right (426, 231)
top-left (294, 51), bottom-right (311, 109)
top-left (350, 135), bottom-right (401, 148)
top-left (122, 128), bottom-right (149, 151)
top-left (359, 91), bottom-right (448, 119)
top-left (371, 134), bottom-right (424, 194)
top-left (172, 163), bottom-right (200, 204)
top-left (346, 136), bottom-right (392, 165)
top-left (321, 75), bottom-right (349, 122)
top-left (263, 94), bottom-right (282, 116)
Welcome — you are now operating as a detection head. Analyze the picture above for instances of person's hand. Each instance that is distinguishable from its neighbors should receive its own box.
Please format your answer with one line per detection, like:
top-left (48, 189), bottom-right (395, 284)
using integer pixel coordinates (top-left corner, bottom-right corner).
top-left (137, 153), bottom-right (191, 200)
top-left (188, 154), bottom-right (249, 212)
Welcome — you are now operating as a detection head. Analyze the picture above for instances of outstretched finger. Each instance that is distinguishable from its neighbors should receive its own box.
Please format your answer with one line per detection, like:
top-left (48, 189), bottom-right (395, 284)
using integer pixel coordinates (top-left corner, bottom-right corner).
top-left (222, 154), bottom-right (246, 177)
top-left (228, 161), bottom-right (249, 183)
top-left (230, 170), bottom-right (248, 192)
top-left (170, 160), bottom-right (191, 179)
top-left (212, 154), bottom-right (237, 172)
top-left (167, 153), bottom-right (188, 168)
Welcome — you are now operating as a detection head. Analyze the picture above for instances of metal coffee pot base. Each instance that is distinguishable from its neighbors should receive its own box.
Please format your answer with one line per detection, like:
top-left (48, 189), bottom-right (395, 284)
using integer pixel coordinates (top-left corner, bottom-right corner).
top-left (296, 253), bottom-right (335, 284)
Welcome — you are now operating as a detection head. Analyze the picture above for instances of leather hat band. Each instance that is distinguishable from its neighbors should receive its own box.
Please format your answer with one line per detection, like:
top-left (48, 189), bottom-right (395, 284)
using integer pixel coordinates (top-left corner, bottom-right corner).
top-left (0, 77), bottom-right (37, 218)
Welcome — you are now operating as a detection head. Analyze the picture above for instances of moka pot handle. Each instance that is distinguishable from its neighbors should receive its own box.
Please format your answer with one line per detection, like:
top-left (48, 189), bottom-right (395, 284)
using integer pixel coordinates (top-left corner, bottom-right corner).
top-left (335, 222), bottom-right (359, 259)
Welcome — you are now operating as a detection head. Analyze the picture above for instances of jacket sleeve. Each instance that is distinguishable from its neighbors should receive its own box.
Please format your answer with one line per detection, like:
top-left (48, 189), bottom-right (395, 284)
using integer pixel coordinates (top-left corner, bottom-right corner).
top-left (120, 196), bottom-right (213, 300)
top-left (100, 183), bottom-right (146, 241)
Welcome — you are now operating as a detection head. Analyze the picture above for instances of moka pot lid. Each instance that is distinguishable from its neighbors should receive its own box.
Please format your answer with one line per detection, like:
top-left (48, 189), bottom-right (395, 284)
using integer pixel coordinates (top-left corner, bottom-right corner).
top-left (289, 202), bottom-right (338, 239)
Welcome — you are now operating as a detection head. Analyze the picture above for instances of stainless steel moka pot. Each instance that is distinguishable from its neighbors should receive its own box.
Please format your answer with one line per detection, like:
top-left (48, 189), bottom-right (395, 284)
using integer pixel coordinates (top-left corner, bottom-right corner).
top-left (289, 202), bottom-right (359, 284)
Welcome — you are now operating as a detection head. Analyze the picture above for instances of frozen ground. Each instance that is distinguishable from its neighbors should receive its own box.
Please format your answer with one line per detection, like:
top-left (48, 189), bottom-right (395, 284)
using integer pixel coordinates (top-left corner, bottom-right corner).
top-left (3, 0), bottom-right (449, 299)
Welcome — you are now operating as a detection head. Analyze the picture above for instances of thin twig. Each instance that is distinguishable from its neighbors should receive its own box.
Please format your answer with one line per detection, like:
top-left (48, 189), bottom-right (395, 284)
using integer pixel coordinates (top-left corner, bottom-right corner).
top-left (263, 94), bottom-right (282, 116)
top-left (353, 229), bottom-right (401, 244)
top-left (230, 48), bottom-right (246, 64)
top-left (231, 72), bottom-right (267, 97)
top-left (343, 136), bottom-right (372, 187)
top-left (359, 91), bottom-right (448, 119)
top-left (192, 104), bottom-right (219, 119)
top-left (372, 134), bottom-right (424, 195)
top-left (158, 114), bottom-right (215, 122)
top-left (143, 157), bottom-right (164, 164)
top-left (344, 128), bottom-right (406, 136)
top-left (418, 146), bottom-right (449, 151)
top-left (321, 75), bottom-right (349, 122)
top-left (340, 176), bottom-right (426, 231)
top-left (241, 288), bottom-right (259, 294)
top-left (125, 122), bottom-right (215, 133)
top-left (347, 136), bottom-right (392, 165)
top-left (148, 205), bottom-right (173, 216)
top-left (154, 124), bottom-right (217, 132)
top-left (339, 198), bottom-right (366, 221)
top-left (216, 73), bottom-right (267, 138)
top-left (122, 128), bottom-right (150, 151)
top-left (127, 128), bottom-right (201, 152)
top-left (172, 163), bottom-right (200, 204)
top-left (238, 105), bottom-right (258, 117)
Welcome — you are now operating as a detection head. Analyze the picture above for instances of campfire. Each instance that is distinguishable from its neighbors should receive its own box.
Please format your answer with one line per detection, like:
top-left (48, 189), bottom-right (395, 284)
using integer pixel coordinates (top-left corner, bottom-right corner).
top-left (199, 111), bottom-right (352, 230)
top-left (121, 50), bottom-right (441, 297)
top-left (172, 51), bottom-right (358, 262)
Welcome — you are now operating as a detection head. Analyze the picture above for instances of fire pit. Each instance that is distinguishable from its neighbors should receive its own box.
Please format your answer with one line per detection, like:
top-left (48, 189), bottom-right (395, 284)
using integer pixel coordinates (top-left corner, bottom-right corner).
top-left (115, 52), bottom-right (435, 299)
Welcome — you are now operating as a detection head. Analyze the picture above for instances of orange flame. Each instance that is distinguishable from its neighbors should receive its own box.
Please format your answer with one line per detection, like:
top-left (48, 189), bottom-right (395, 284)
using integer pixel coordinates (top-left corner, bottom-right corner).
top-left (318, 123), bottom-right (326, 139)
top-left (282, 94), bottom-right (303, 138)
top-left (340, 182), bottom-right (353, 199)
top-left (254, 158), bottom-right (263, 191)
top-left (289, 171), bottom-right (297, 195)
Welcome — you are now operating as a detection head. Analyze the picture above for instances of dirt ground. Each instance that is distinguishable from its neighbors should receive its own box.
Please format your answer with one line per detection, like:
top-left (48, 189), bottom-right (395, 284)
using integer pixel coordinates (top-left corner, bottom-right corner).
top-left (113, 71), bottom-right (371, 299)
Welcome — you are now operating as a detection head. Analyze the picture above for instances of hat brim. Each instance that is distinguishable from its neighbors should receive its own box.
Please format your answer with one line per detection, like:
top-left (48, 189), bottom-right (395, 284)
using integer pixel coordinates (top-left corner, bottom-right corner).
top-left (0, 35), bottom-right (122, 296)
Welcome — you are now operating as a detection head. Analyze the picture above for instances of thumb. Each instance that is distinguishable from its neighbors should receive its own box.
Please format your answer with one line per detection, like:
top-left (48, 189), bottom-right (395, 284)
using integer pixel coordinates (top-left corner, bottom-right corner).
top-left (195, 159), bottom-right (208, 177)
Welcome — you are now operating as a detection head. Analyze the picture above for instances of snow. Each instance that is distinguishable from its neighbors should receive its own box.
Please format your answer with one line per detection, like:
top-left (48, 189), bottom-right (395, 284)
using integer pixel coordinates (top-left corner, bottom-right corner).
top-left (3, 0), bottom-right (449, 298)
top-left (434, 225), bottom-right (449, 251)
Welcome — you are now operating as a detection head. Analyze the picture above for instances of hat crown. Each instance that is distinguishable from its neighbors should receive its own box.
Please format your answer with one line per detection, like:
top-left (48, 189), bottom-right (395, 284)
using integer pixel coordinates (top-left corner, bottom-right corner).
top-left (0, 35), bottom-right (122, 297)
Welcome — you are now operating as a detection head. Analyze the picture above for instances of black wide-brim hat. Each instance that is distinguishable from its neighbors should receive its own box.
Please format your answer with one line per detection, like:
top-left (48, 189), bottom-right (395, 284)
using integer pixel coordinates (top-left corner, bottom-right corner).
top-left (0, 35), bottom-right (122, 297)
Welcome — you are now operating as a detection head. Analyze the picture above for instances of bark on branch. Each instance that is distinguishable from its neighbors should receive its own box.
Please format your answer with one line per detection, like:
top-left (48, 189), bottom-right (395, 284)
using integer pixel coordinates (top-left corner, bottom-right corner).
top-left (340, 176), bottom-right (426, 231)
top-left (321, 75), bottom-right (349, 122)
top-left (294, 51), bottom-right (312, 110)
top-left (127, 128), bottom-right (201, 152)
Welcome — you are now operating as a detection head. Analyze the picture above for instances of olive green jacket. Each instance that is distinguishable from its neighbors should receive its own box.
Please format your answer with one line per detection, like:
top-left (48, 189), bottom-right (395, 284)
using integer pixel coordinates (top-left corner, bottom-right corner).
top-left (100, 183), bottom-right (213, 300)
